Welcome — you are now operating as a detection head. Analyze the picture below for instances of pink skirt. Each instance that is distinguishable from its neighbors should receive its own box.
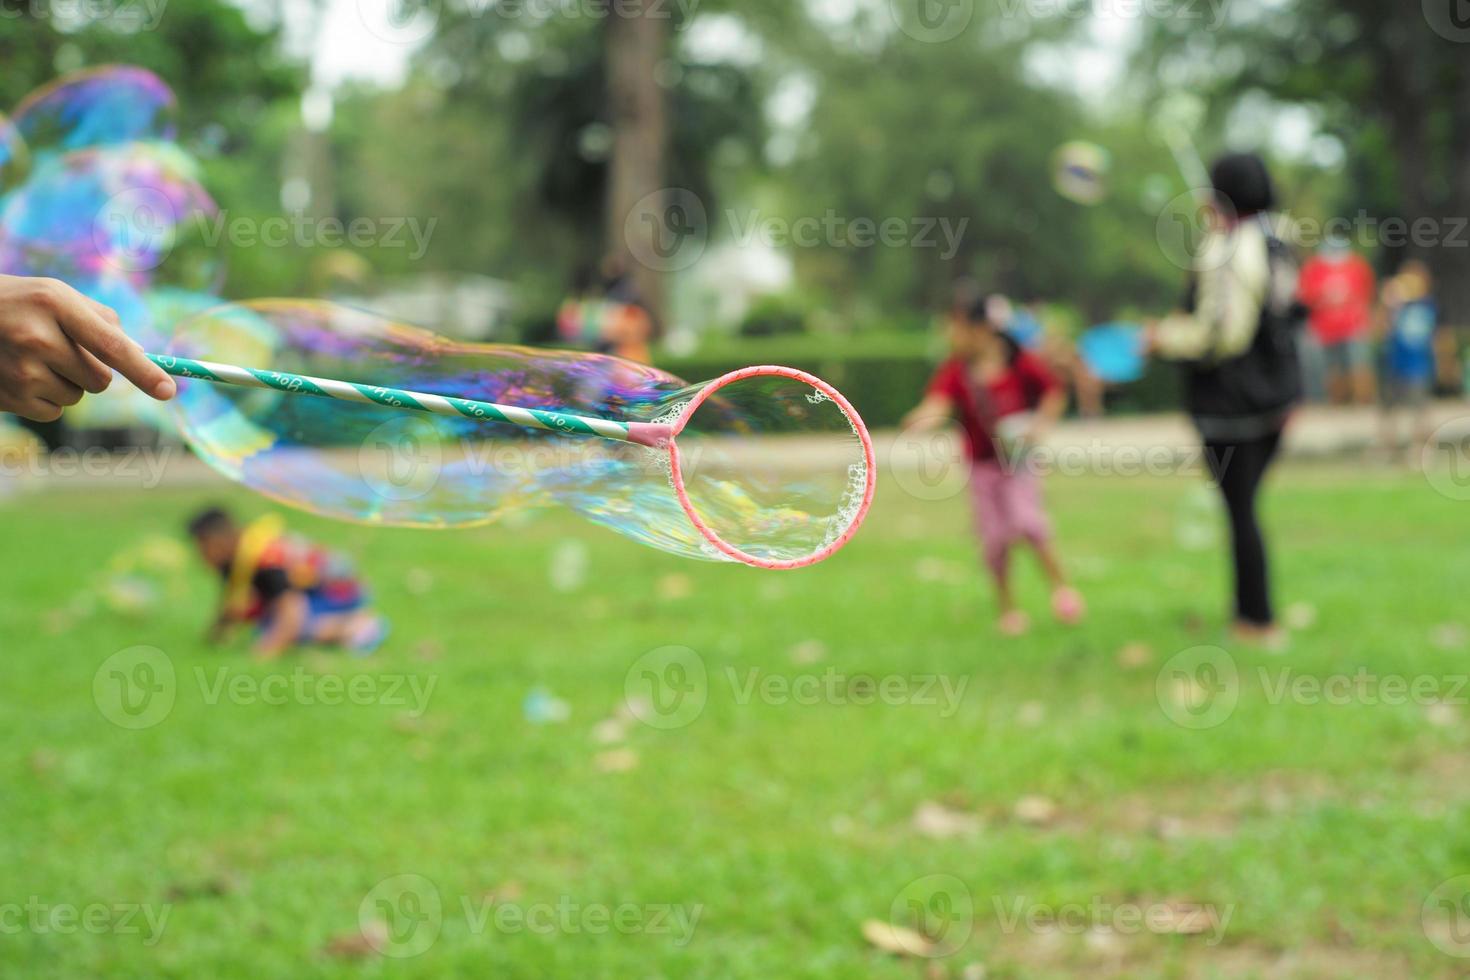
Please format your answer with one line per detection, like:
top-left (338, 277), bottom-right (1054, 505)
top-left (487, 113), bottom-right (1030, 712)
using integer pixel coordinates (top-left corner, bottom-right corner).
top-left (969, 459), bottom-right (1053, 574)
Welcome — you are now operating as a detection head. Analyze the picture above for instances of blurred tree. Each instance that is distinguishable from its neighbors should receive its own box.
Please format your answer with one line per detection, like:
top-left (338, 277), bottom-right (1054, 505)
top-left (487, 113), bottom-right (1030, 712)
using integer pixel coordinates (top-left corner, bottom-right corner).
top-left (1139, 0), bottom-right (1470, 323)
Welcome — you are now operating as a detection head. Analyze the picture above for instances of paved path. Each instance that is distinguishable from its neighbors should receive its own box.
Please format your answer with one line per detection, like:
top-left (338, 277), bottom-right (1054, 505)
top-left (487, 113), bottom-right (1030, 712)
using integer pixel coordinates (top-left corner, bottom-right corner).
top-left (3, 401), bottom-right (1467, 493)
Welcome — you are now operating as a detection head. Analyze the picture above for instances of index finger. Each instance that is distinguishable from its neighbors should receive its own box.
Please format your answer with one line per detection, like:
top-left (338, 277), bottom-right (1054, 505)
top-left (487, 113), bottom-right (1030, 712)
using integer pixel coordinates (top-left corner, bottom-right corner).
top-left (48, 282), bottom-right (177, 401)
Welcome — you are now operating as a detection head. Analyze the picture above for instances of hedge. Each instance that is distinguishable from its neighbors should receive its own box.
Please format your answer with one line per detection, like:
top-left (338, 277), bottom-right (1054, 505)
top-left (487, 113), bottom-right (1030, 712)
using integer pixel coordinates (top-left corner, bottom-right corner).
top-left (657, 339), bottom-right (1184, 429)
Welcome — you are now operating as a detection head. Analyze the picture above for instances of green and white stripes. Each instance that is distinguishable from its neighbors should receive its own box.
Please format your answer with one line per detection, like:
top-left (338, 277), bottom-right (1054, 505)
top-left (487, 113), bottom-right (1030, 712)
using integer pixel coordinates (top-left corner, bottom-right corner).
top-left (148, 353), bottom-right (640, 443)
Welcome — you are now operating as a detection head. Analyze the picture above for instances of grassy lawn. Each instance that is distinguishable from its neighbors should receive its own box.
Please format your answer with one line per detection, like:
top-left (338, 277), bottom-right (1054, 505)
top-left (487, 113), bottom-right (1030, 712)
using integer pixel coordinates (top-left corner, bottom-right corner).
top-left (3, 461), bottom-right (1469, 978)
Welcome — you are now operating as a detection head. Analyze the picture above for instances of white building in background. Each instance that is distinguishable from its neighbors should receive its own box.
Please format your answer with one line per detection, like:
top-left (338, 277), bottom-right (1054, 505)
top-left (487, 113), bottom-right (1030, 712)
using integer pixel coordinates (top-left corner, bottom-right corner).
top-left (334, 273), bottom-right (517, 341)
top-left (668, 239), bottom-right (793, 353)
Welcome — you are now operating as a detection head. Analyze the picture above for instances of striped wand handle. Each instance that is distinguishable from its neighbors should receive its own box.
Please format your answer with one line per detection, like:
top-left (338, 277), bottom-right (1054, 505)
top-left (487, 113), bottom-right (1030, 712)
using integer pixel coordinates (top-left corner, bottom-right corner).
top-left (148, 354), bottom-right (674, 448)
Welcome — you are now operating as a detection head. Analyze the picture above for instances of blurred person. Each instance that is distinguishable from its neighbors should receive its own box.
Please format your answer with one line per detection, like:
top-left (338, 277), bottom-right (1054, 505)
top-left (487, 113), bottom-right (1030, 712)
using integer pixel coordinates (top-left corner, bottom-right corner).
top-left (0, 273), bottom-right (176, 422)
top-left (1149, 152), bottom-right (1303, 646)
top-left (555, 265), bottom-right (604, 348)
top-left (188, 507), bottom-right (386, 661)
top-left (1298, 237), bottom-right (1377, 404)
top-left (902, 298), bottom-right (1084, 636)
top-left (1377, 259), bottom-right (1439, 458)
top-left (598, 256), bottom-right (655, 364)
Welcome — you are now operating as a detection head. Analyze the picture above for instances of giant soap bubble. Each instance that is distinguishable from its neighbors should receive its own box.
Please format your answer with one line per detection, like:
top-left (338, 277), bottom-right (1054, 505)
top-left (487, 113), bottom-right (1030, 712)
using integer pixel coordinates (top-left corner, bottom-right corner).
top-left (166, 301), bottom-right (876, 568)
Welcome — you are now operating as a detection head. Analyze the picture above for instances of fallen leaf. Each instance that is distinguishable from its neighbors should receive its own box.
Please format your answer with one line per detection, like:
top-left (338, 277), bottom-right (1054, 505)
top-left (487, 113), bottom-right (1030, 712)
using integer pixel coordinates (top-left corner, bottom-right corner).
top-left (164, 874), bottom-right (239, 901)
top-left (591, 717), bottom-right (629, 744)
top-left (1284, 602), bottom-right (1318, 630)
top-left (789, 640), bottom-right (827, 665)
top-left (618, 695), bottom-right (653, 723)
top-left (861, 918), bottom-right (935, 958)
top-left (912, 800), bottom-right (980, 839)
top-left (483, 880), bottom-right (524, 903)
top-left (322, 920), bottom-right (388, 959)
top-left (1016, 701), bottom-right (1046, 727)
top-left (1116, 643), bottom-right (1153, 670)
top-left (1426, 702), bottom-right (1457, 728)
top-left (1431, 624), bottom-right (1467, 651)
top-left (1149, 899), bottom-right (1221, 936)
top-left (1013, 795), bottom-right (1058, 826)
top-left (657, 573), bottom-right (693, 601)
top-left (594, 748), bottom-right (640, 773)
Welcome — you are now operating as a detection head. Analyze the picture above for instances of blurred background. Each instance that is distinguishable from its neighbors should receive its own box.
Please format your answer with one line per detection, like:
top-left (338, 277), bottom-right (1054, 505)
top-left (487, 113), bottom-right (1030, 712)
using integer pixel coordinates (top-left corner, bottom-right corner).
top-left (4, 1), bottom-right (1470, 977)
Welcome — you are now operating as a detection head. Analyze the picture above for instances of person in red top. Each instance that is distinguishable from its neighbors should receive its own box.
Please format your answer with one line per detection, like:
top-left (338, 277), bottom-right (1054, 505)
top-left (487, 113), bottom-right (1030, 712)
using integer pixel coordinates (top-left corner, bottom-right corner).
top-left (1298, 242), bottom-right (1377, 405)
top-left (903, 299), bottom-right (1085, 635)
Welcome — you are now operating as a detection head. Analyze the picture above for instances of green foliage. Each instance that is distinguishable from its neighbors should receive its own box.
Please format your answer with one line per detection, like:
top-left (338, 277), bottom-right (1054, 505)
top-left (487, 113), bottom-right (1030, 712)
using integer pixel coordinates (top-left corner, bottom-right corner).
top-left (736, 291), bottom-right (809, 337)
top-left (3, 468), bottom-right (1469, 976)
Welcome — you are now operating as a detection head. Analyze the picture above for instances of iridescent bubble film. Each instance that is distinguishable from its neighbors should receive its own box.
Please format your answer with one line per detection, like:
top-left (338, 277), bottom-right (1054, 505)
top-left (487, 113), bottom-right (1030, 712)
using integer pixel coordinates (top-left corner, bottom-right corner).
top-left (0, 143), bottom-right (219, 291)
top-left (1, 67), bottom-right (224, 428)
top-left (0, 111), bottom-right (29, 198)
top-left (10, 65), bottom-right (177, 161)
top-left (168, 301), bottom-right (872, 565)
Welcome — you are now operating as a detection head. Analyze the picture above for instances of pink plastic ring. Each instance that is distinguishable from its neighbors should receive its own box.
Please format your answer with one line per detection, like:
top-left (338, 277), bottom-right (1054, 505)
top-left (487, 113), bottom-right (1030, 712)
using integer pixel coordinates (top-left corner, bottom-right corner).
top-left (665, 365), bottom-right (877, 570)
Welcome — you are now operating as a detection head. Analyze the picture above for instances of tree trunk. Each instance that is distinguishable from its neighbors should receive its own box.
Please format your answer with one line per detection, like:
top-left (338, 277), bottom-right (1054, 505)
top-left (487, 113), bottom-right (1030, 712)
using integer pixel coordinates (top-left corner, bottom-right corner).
top-left (604, 7), bottom-right (670, 328)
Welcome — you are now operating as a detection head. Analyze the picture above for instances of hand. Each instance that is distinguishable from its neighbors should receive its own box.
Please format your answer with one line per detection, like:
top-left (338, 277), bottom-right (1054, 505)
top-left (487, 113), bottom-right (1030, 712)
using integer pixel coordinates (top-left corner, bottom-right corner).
top-left (0, 275), bottom-right (176, 422)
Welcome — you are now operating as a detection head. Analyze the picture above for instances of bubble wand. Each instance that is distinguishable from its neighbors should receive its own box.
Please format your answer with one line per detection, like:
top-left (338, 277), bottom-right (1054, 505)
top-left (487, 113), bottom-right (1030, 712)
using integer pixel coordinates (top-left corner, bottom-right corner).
top-left (147, 353), bottom-right (679, 448)
top-left (147, 353), bottom-right (878, 571)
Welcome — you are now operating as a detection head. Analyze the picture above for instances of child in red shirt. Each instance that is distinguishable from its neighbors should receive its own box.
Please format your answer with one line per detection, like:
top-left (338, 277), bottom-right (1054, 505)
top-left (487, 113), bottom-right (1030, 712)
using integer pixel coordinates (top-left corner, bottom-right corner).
top-left (904, 300), bottom-right (1085, 635)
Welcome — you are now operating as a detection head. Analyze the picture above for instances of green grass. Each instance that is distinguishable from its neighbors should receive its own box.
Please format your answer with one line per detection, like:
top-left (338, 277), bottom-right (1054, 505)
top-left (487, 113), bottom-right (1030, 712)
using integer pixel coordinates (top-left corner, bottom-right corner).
top-left (3, 463), bottom-right (1470, 978)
